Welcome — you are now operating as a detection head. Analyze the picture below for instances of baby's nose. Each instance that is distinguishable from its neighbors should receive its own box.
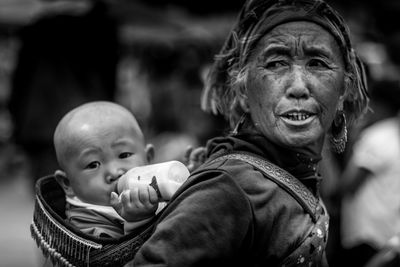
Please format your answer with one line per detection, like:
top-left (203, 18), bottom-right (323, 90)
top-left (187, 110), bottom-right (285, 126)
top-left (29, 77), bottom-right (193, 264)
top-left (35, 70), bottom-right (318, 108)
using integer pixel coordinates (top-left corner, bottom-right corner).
top-left (106, 167), bottom-right (126, 183)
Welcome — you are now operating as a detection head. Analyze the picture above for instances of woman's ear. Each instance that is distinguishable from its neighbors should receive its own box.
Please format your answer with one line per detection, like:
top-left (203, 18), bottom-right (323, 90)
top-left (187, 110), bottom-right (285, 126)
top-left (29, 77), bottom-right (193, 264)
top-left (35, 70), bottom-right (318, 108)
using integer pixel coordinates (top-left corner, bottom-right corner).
top-left (341, 75), bottom-right (351, 99)
top-left (236, 84), bottom-right (250, 113)
top-left (54, 170), bottom-right (74, 196)
top-left (238, 94), bottom-right (250, 113)
top-left (145, 144), bottom-right (155, 164)
top-left (236, 69), bottom-right (250, 113)
top-left (337, 95), bottom-right (345, 111)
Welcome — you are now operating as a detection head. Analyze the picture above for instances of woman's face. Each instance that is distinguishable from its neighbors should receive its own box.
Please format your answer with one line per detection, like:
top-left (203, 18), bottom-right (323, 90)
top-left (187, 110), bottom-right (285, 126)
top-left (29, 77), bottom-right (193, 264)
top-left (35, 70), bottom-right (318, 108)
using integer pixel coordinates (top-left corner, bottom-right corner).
top-left (245, 21), bottom-right (345, 149)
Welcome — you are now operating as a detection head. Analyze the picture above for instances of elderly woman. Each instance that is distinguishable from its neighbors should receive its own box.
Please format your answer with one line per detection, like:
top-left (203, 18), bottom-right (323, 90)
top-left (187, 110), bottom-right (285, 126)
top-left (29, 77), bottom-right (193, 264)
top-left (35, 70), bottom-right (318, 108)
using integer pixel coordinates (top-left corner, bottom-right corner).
top-left (131, 0), bottom-right (368, 266)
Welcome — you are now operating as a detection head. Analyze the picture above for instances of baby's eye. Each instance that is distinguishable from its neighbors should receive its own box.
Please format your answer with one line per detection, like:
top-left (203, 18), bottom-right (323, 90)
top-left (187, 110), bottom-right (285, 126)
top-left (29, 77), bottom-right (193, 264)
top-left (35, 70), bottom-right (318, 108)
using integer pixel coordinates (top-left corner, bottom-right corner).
top-left (86, 161), bottom-right (100, 169)
top-left (308, 58), bottom-right (329, 68)
top-left (120, 152), bottom-right (133, 159)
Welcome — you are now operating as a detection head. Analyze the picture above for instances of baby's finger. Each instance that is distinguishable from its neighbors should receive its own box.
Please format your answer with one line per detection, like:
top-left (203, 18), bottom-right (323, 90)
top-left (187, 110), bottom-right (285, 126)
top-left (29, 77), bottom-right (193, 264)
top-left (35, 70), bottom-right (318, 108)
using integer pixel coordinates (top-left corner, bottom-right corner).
top-left (148, 186), bottom-right (159, 204)
top-left (120, 190), bottom-right (133, 208)
top-left (110, 192), bottom-right (122, 212)
top-left (183, 145), bottom-right (193, 165)
top-left (128, 187), bottom-right (143, 208)
top-left (138, 185), bottom-right (152, 206)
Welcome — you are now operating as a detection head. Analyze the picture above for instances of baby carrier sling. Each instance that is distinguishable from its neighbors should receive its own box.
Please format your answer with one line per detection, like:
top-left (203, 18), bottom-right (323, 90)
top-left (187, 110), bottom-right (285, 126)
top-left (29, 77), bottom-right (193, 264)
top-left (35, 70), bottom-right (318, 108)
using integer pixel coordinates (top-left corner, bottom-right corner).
top-left (31, 152), bottom-right (328, 267)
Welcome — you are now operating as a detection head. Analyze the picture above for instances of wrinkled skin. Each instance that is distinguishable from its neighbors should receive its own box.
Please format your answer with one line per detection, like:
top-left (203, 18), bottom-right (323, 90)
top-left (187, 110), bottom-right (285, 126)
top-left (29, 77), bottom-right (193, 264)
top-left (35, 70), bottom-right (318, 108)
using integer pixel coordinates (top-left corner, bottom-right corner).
top-left (245, 21), bottom-right (346, 151)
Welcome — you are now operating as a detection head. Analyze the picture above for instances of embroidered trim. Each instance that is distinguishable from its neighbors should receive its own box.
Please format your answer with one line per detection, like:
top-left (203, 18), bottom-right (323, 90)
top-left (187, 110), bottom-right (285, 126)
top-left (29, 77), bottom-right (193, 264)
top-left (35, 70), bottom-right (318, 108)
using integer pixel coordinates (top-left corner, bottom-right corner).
top-left (31, 195), bottom-right (102, 267)
top-left (31, 221), bottom-right (75, 267)
top-left (210, 152), bottom-right (319, 222)
top-left (280, 215), bottom-right (329, 266)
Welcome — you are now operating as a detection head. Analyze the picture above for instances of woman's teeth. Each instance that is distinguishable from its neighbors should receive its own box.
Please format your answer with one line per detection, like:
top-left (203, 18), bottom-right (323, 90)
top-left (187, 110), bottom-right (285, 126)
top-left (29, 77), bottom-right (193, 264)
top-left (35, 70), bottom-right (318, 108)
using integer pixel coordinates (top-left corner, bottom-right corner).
top-left (285, 113), bottom-right (311, 121)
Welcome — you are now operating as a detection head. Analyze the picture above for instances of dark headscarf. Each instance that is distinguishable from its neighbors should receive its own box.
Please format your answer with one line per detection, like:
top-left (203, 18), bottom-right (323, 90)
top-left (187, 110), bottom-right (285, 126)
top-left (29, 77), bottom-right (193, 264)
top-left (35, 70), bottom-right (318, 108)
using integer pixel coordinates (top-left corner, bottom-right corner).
top-left (202, 0), bottom-right (368, 127)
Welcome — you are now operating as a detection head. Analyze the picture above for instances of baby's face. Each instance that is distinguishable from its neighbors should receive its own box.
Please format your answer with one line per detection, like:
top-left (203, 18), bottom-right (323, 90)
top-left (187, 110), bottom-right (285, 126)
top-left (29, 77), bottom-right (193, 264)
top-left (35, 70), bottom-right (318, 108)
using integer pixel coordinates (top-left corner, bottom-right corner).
top-left (62, 120), bottom-right (148, 206)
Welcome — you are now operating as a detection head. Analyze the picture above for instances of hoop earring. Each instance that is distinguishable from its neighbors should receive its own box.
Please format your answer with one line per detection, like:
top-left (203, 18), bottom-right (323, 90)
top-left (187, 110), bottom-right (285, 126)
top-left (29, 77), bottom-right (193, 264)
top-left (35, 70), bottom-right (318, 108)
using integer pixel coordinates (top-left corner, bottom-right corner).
top-left (330, 111), bottom-right (347, 154)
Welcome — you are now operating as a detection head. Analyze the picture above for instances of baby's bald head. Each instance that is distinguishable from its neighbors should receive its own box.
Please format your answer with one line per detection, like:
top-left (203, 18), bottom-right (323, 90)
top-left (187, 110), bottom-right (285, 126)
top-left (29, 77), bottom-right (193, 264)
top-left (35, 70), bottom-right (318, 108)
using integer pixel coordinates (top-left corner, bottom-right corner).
top-left (54, 101), bottom-right (144, 169)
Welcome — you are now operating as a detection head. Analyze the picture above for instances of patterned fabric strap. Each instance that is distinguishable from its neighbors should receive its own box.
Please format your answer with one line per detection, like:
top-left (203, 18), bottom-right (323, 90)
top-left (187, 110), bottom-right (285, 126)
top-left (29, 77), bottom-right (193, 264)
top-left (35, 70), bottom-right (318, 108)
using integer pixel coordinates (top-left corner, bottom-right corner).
top-left (210, 152), bottom-right (319, 222)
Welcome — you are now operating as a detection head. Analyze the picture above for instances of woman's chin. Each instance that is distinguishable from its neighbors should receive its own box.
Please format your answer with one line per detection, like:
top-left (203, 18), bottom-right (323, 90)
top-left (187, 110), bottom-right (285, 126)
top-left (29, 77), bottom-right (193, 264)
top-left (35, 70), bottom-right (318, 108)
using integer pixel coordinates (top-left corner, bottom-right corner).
top-left (276, 129), bottom-right (323, 149)
top-left (274, 119), bottom-right (323, 146)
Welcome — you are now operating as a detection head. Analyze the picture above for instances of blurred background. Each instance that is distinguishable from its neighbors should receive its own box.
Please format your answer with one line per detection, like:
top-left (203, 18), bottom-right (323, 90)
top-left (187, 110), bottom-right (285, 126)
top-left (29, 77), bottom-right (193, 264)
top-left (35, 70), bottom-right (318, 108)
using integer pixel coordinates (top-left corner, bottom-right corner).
top-left (1, 0), bottom-right (400, 266)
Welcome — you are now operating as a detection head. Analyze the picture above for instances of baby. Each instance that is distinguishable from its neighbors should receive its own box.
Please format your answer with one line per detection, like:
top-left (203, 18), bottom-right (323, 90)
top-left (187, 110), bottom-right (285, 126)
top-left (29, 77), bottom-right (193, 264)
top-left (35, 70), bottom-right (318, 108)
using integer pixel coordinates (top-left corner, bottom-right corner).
top-left (53, 101), bottom-right (188, 238)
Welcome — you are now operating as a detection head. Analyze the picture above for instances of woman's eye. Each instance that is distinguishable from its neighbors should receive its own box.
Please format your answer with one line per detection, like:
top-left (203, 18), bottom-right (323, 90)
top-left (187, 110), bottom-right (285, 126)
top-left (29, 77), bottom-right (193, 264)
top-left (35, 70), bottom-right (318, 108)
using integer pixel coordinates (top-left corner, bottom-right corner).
top-left (86, 162), bottom-right (100, 169)
top-left (120, 152), bottom-right (133, 159)
top-left (265, 61), bottom-right (287, 69)
top-left (308, 58), bottom-right (329, 68)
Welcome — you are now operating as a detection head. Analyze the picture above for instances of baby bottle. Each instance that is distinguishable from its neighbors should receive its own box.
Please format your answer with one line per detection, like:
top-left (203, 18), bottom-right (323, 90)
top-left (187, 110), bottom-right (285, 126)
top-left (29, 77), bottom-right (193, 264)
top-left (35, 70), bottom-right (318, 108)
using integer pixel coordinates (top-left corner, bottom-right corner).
top-left (117, 161), bottom-right (190, 201)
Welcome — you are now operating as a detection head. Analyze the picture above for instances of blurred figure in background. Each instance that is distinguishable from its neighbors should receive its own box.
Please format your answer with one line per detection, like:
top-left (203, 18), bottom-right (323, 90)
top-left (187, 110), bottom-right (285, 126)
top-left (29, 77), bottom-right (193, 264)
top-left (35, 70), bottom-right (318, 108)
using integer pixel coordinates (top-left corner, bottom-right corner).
top-left (338, 79), bottom-right (400, 267)
top-left (0, 38), bottom-right (25, 182)
top-left (364, 233), bottom-right (400, 267)
top-left (8, 1), bottom-right (118, 187)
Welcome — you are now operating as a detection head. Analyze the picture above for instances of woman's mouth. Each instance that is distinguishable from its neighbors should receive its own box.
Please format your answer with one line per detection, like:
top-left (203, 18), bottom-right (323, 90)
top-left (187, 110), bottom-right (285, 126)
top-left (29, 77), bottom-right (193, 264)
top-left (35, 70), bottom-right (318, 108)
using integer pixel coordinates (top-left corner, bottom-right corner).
top-left (283, 112), bottom-right (312, 121)
top-left (280, 111), bottom-right (316, 126)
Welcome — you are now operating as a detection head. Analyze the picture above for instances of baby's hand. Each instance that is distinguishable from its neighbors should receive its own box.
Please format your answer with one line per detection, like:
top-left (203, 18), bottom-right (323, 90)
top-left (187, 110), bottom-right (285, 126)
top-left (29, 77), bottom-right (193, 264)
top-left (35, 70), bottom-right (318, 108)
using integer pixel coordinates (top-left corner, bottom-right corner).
top-left (110, 184), bottom-right (159, 222)
top-left (184, 146), bottom-right (206, 172)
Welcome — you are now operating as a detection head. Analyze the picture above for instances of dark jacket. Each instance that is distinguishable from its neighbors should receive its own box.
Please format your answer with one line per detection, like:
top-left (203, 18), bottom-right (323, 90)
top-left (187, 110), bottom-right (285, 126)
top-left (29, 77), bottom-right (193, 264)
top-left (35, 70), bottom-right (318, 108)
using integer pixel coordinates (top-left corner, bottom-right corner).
top-left (132, 133), bottom-right (329, 267)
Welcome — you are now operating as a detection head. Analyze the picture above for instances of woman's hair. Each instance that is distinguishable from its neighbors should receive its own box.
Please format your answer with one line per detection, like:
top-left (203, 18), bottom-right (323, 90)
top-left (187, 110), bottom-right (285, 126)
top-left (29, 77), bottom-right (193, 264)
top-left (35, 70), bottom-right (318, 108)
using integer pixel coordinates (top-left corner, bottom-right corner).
top-left (202, 0), bottom-right (369, 129)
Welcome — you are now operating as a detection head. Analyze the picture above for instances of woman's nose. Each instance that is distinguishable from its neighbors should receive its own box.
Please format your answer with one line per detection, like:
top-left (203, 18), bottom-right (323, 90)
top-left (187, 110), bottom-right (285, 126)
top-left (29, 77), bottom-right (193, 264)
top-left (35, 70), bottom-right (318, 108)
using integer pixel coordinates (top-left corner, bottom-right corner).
top-left (286, 66), bottom-right (310, 99)
top-left (105, 165), bottom-right (126, 183)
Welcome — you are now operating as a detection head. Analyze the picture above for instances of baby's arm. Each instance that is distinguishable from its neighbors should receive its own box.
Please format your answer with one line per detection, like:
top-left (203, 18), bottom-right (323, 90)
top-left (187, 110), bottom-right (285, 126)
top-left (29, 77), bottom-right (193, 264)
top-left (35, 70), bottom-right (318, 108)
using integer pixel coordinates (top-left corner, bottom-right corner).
top-left (110, 184), bottom-right (158, 227)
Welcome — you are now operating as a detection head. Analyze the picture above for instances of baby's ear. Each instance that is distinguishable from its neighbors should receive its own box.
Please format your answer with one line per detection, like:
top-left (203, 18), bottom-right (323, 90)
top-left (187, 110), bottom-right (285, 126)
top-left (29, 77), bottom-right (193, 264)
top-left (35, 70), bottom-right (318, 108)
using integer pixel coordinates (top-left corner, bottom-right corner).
top-left (54, 170), bottom-right (74, 196)
top-left (145, 144), bottom-right (155, 164)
